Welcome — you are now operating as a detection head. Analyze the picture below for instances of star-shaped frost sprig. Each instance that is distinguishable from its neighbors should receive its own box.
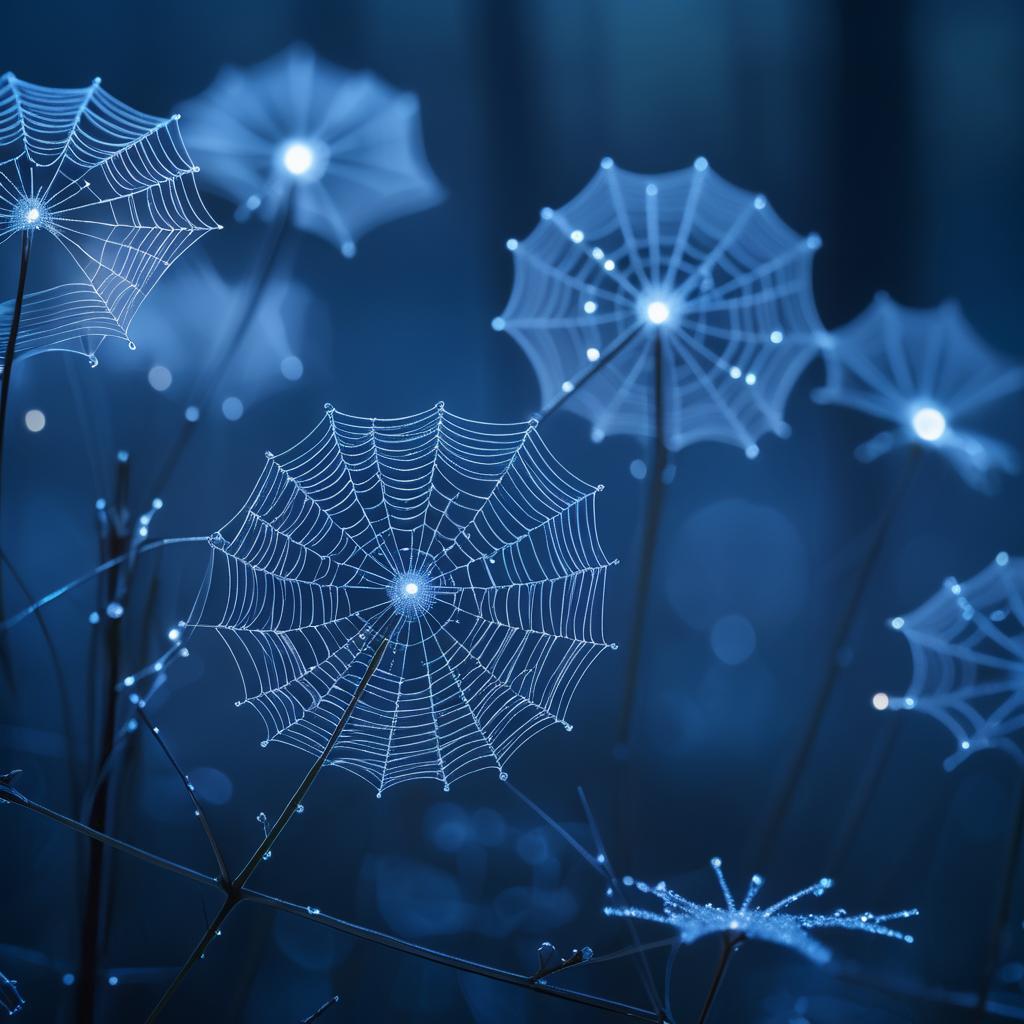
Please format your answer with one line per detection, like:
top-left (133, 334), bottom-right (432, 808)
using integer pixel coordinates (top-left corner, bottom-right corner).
top-left (179, 44), bottom-right (444, 256)
top-left (814, 294), bottom-right (1024, 491)
top-left (605, 858), bottom-right (918, 965)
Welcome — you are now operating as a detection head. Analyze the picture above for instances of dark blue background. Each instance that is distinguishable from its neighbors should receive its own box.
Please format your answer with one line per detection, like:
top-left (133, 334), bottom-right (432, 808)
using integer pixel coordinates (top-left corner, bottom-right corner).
top-left (2, 1), bottom-right (1023, 1021)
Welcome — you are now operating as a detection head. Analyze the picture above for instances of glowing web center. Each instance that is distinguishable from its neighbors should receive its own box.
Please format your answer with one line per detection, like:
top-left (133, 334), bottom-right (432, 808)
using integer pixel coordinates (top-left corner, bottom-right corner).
top-left (25, 207), bottom-right (39, 224)
top-left (389, 569), bottom-right (436, 620)
top-left (910, 406), bottom-right (946, 442)
top-left (646, 300), bottom-right (671, 325)
top-left (11, 197), bottom-right (48, 230)
top-left (281, 140), bottom-right (316, 177)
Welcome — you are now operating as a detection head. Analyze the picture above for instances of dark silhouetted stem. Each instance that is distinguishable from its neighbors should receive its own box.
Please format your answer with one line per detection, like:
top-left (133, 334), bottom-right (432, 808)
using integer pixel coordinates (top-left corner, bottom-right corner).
top-left (151, 189), bottom-right (294, 496)
top-left (0, 777), bottom-right (659, 1022)
top-left (0, 229), bottom-right (33, 690)
top-left (301, 995), bottom-right (340, 1023)
top-left (696, 936), bottom-right (739, 1024)
top-left (617, 334), bottom-right (667, 751)
top-left (135, 703), bottom-right (230, 884)
top-left (0, 230), bottom-right (33, 518)
top-left (75, 455), bottom-right (132, 1024)
top-left (825, 716), bottom-right (900, 875)
top-left (752, 446), bottom-right (922, 866)
top-left (144, 635), bottom-right (389, 1024)
top-left (974, 777), bottom-right (1024, 1021)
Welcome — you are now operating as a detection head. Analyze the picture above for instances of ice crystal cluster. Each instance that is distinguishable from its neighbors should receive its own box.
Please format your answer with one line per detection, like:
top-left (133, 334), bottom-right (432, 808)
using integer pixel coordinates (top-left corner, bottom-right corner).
top-left (605, 858), bottom-right (918, 965)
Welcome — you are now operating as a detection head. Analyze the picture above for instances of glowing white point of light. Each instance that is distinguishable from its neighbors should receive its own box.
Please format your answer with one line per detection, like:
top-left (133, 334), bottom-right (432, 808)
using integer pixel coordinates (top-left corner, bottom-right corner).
top-left (770, 330), bottom-right (783, 344)
top-left (168, 628), bottom-right (181, 642)
top-left (872, 692), bottom-right (890, 711)
top-left (25, 207), bottom-right (40, 223)
top-left (745, 372), bottom-right (757, 385)
top-left (997, 551), bottom-right (1010, 566)
top-left (586, 347), bottom-right (600, 362)
top-left (404, 582), bottom-right (419, 596)
top-left (583, 300), bottom-right (597, 314)
top-left (25, 409), bottom-right (45, 432)
top-left (561, 380), bottom-right (574, 393)
top-left (890, 616), bottom-right (905, 630)
top-left (506, 239), bottom-right (518, 252)
top-left (961, 740), bottom-right (970, 750)
top-left (911, 406), bottom-right (946, 442)
top-left (646, 300), bottom-right (670, 325)
top-left (281, 141), bottom-right (315, 176)
top-left (570, 230), bottom-right (584, 243)
top-left (729, 366), bottom-right (742, 380)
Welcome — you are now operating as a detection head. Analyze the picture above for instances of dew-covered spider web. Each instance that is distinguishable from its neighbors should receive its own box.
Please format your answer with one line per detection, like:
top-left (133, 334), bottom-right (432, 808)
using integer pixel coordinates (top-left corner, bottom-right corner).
top-left (814, 294), bottom-right (1024, 490)
top-left (0, 72), bottom-right (218, 364)
top-left (192, 404), bottom-right (616, 795)
top-left (495, 157), bottom-right (825, 457)
top-left (880, 552), bottom-right (1024, 771)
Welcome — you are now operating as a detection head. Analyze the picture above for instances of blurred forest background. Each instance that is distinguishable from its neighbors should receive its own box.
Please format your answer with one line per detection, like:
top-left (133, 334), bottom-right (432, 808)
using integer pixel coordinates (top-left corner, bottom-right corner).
top-left (2, 1), bottom-right (1023, 1021)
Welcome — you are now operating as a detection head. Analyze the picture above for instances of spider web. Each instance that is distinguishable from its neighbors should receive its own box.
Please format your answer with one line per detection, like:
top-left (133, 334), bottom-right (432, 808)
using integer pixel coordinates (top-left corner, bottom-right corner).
top-left (0, 72), bottom-right (218, 364)
top-left (885, 553), bottom-right (1024, 770)
top-left (193, 404), bottom-right (616, 795)
top-left (495, 157), bottom-right (824, 456)
top-left (814, 294), bottom-right (1024, 489)
top-left (179, 44), bottom-right (444, 256)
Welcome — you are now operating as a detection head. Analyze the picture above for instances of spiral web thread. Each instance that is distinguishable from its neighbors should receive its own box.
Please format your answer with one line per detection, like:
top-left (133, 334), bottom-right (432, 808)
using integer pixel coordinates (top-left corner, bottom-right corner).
top-left (496, 157), bottom-right (824, 456)
top-left (0, 72), bottom-right (217, 363)
top-left (179, 43), bottom-right (443, 256)
top-left (814, 294), bottom-right (1024, 488)
top-left (194, 404), bottom-right (615, 795)
top-left (885, 553), bottom-right (1024, 771)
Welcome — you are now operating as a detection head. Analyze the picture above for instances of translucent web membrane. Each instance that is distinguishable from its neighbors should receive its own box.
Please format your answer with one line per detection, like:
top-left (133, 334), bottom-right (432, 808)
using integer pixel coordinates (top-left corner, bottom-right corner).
top-left (606, 857), bottom-right (917, 965)
top-left (814, 294), bottom-right (1024, 490)
top-left (179, 43), bottom-right (444, 257)
top-left (877, 552), bottom-right (1024, 771)
top-left (496, 157), bottom-right (824, 457)
top-left (195, 404), bottom-right (616, 795)
top-left (0, 72), bottom-right (218, 364)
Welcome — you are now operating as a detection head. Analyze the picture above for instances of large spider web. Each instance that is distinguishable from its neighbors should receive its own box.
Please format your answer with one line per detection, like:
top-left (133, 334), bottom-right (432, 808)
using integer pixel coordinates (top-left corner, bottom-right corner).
top-left (179, 44), bottom-right (444, 257)
top-left (192, 404), bottom-right (616, 795)
top-left (0, 72), bottom-right (218, 364)
top-left (882, 553), bottom-right (1024, 770)
top-left (814, 294), bottom-right (1024, 489)
top-left (494, 157), bottom-right (825, 457)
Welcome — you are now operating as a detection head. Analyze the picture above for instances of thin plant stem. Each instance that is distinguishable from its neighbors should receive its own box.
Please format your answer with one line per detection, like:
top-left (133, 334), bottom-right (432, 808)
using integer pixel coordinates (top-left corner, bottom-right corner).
top-left (0, 229), bottom-right (33, 690)
top-left (151, 189), bottom-right (295, 497)
top-left (536, 324), bottom-right (643, 422)
top-left (135, 702), bottom-right (230, 884)
top-left (751, 445), bottom-right (922, 866)
top-left (0, 535), bottom-right (209, 631)
top-left (824, 715), bottom-right (900, 875)
top-left (144, 634), bottom-right (389, 1023)
top-left (973, 775), bottom-right (1024, 1021)
top-left (300, 995), bottom-right (340, 1023)
top-left (695, 936), bottom-right (738, 1024)
top-left (616, 334), bottom-right (667, 751)
top-left (76, 455), bottom-right (134, 1024)
top-left (0, 778), bottom-right (661, 1022)
top-left (0, 229), bottom-right (33, 518)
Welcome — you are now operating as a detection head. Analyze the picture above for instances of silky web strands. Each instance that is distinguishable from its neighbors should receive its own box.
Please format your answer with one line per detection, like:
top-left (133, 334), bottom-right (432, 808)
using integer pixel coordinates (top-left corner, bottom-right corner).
top-left (815, 294), bottom-right (1024, 492)
top-left (0, 72), bottom-right (217, 364)
top-left (178, 43), bottom-right (444, 257)
top-left (193, 404), bottom-right (617, 796)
